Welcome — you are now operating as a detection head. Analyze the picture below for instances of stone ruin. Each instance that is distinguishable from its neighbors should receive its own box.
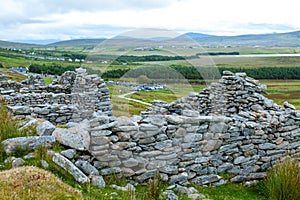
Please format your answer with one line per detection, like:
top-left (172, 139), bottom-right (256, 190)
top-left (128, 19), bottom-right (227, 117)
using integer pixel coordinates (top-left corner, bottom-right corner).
top-left (1, 69), bottom-right (300, 189)
top-left (0, 68), bottom-right (112, 124)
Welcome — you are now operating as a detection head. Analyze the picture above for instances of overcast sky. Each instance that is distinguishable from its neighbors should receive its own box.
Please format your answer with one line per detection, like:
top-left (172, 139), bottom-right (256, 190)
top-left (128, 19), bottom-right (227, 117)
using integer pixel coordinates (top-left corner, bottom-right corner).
top-left (1, 0), bottom-right (300, 42)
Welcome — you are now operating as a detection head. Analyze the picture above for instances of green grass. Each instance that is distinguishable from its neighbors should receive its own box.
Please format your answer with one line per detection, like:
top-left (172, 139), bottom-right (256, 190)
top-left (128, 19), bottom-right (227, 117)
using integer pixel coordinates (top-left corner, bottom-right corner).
top-left (195, 182), bottom-right (266, 200)
top-left (0, 50), bottom-right (80, 69)
top-left (43, 77), bottom-right (54, 85)
top-left (0, 104), bottom-right (33, 142)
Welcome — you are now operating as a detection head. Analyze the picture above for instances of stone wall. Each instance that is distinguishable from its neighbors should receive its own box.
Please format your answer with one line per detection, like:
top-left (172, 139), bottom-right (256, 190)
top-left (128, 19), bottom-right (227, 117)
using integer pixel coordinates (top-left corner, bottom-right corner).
top-left (1, 69), bottom-right (300, 187)
top-left (86, 71), bottom-right (300, 185)
top-left (50, 70), bottom-right (300, 186)
top-left (0, 68), bottom-right (112, 124)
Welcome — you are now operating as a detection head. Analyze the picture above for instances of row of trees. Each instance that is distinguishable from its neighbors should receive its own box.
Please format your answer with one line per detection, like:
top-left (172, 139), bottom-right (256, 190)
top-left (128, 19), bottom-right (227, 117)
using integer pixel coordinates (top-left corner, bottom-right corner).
top-left (29, 64), bottom-right (78, 75)
top-left (196, 52), bottom-right (240, 56)
top-left (101, 65), bottom-right (300, 80)
top-left (115, 55), bottom-right (186, 63)
top-left (62, 53), bottom-right (87, 60)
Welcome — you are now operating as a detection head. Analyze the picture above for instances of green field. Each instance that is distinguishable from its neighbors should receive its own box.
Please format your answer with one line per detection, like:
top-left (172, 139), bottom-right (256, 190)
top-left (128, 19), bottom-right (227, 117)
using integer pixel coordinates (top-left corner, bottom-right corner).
top-left (262, 80), bottom-right (300, 109)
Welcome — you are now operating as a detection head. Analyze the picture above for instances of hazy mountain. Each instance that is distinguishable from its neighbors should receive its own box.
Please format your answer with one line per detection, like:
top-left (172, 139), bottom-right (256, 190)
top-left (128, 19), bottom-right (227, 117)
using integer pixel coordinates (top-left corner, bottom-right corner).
top-left (178, 32), bottom-right (213, 39)
top-left (0, 40), bottom-right (40, 48)
top-left (186, 31), bottom-right (300, 47)
top-left (12, 39), bottom-right (60, 45)
top-left (48, 39), bottom-right (106, 46)
top-left (2, 30), bottom-right (300, 48)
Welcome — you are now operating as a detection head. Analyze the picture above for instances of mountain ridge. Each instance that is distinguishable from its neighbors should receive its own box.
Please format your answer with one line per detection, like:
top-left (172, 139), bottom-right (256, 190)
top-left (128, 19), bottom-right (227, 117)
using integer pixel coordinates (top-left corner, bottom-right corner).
top-left (2, 30), bottom-right (300, 47)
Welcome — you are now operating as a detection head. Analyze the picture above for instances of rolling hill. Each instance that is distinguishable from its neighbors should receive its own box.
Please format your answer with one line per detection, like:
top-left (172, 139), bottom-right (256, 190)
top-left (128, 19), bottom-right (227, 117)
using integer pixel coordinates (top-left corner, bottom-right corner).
top-left (0, 40), bottom-right (40, 48)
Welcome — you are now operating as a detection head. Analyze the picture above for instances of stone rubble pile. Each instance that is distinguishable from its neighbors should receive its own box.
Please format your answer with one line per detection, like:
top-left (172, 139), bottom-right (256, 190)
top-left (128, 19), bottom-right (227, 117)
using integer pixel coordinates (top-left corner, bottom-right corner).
top-left (1, 69), bottom-right (300, 197)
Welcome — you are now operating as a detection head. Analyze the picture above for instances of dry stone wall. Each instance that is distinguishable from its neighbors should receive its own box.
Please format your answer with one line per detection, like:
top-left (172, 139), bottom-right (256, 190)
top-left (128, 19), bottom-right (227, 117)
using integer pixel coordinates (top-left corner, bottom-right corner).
top-left (0, 68), bottom-right (112, 124)
top-left (1, 69), bottom-right (300, 187)
top-left (87, 71), bottom-right (300, 185)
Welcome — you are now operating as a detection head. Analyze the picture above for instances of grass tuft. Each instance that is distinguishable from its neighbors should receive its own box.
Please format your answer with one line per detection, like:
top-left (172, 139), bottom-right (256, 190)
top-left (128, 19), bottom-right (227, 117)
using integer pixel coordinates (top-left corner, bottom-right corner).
top-left (0, 103), bottom-right (31, 141)
top-left (263, 158), bottom-right (300, 200)
top-left (0, 166), bottom-right (83, 200)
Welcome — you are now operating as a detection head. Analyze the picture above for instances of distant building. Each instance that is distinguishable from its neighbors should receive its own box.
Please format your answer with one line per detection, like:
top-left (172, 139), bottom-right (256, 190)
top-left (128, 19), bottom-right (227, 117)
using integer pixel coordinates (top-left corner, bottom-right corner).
top-left (9, 67), bottom-right (28, 73)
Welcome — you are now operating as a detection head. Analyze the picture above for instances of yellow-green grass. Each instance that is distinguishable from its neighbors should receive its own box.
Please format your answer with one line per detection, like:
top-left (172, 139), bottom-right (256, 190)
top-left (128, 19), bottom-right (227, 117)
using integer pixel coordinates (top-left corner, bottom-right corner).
top-left (0, 53), bottom-right (80, 69)
top-left (108, 85), bottom-right (148, 116)
top-left (0, 68), bottom-right (27, 82)
top-left (153, 56), bottom-right (300, 69)
top-left (43, 76), bottom-right (54, 85)
top-left (0, 166), bottom-right (83, 200)
top-left (129, 84), bottom-right (206, 104)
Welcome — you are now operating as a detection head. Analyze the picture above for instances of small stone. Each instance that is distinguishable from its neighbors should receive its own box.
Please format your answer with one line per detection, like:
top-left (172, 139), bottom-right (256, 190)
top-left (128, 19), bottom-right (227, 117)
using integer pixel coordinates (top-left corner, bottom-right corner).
top-left (192, 175), bottom-right (222, 185)
top-left (91, 175), bottom-right (106, 188)
top-left (160, 165), bottom-right (178, 175)
top-left (244, 180), bottom-right (259, 187)
top-left (101, 167), bottom-right (121, 176)
top-left (24, 153), bottom-right (35, 159)
top-left (259, 143), bottom-right (276, 150)
top-left (41, 160), bottom-right (49, 168)
top-left (111, 183), bottom-right (135, 192)
top-left (188, 193), bottom-right (205, 200)
top-left (284, 101), bottom-right (296, 110)
top-left (164, 190), bottom-right (178, 200)
top-left (36, 121), bottom-right (55, 136)
top-left (61, 149), bottom-right (77, 160)
top-left (122, 158), bottom-right (139, 168)
top-left (75, 160), bottom-right (99, 175)
top-left (230, 175), bottom-right (249, 183)
top-left (12, 158), bottom-right (25, 168)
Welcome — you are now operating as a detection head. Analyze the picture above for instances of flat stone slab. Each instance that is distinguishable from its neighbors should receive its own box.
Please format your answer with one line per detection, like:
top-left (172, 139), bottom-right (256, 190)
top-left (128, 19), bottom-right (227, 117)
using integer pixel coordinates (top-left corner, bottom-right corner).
top-left (1, 136), bottom-right (55, 154)
top-left (52, 153), bottom-right (89, 183)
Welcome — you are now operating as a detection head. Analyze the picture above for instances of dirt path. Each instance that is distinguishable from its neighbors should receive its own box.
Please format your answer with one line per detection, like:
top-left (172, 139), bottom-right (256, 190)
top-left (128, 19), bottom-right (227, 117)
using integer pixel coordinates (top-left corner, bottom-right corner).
top-left (118, 91), bottom-right (152, 106)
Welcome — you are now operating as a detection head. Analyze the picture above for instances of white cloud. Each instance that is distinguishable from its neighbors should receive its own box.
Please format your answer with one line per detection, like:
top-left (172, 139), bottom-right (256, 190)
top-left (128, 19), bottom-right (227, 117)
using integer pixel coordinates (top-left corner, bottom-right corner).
top-left (0, 0), bottom-right (300, 41)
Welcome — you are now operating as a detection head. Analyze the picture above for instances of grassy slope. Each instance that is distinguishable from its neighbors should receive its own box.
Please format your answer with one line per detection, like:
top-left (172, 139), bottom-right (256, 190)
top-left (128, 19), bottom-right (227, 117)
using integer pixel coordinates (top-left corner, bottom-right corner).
top-left (0, 166), bottom-right (83, 200)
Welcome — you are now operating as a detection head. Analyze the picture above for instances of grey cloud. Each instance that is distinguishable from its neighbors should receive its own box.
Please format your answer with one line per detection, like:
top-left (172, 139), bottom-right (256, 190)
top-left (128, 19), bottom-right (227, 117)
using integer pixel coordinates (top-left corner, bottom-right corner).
top-left (240, 23), bottom-right (295, 31)
top-left (48, 0), bottom-right (177, 11)
top-left (0, 22), bottom-right (132, 41)
top-left (0, 0), bottom-right (178, 32)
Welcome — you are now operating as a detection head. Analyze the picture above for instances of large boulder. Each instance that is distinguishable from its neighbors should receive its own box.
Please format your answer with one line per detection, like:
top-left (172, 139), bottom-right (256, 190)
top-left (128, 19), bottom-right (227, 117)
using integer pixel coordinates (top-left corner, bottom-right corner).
top-left (52, 120), bottom-right (90, 151)
top-left (1, 136), bottom-right (56, 154)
